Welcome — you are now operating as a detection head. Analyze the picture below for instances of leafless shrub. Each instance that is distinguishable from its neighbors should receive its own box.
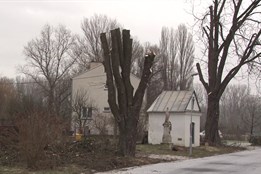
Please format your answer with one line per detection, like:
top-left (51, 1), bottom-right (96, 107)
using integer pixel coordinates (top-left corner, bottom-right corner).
top-left (17, 110), bottom-right (65, 169)
top-left (93, 113), bottom-right (114, 135)
top-left (0, 109), bottom-right (66, 169)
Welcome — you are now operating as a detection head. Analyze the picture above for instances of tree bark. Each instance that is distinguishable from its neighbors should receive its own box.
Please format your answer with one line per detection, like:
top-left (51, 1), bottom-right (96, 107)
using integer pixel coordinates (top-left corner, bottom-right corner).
top-left (205, 94), bottom-right (221, 145)
top-left (118, 116), bottom-right (138, 156)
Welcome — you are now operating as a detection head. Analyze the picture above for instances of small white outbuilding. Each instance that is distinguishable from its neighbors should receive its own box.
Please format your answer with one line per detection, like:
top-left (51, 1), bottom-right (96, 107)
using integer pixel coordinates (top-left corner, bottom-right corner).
top-left (147, 90), bottom-right (201, 147)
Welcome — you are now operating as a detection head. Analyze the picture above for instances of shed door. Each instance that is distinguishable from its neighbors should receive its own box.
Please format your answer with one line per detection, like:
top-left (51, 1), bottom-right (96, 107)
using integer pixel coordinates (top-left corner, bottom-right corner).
top-left (192, 122), bottom-right (195, 144)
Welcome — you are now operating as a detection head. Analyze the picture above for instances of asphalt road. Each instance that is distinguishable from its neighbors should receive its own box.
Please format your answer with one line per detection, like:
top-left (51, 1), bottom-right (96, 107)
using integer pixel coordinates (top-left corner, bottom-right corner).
top-left (97, 147), bottom-right (261, 174)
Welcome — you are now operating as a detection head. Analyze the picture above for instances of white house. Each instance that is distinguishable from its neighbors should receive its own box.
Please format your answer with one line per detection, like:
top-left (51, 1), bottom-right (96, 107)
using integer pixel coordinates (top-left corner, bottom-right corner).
top-left (147, 90), bottom-right (201, 147)
top-left (71, 62), bottom-right (144, 135)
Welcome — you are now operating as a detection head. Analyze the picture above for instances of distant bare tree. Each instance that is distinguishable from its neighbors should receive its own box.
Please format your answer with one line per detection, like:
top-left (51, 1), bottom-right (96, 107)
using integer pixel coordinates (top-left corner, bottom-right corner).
top-left (160, 24), bottom-right (194, 90)
top-left (176, 24), bottom-right (195, 89)
top-left (75, 14), bottom-right (121, 68)
top-left (242, 95), bottom-right (261, 136)
top-left (219, 85), bottom-right (249, 134)
top-left (0, 77), bottom-right (16, 119)
top-left (218, 85), bottom-right (261, 137)
top-left (21, 24), bottom-right (76, 116)
top-left (195, 0), bottom-right (261, 145)
top-left (75, 14), bottom-right (145, 73)
top-left (160, 27), bottom-right (179, 90)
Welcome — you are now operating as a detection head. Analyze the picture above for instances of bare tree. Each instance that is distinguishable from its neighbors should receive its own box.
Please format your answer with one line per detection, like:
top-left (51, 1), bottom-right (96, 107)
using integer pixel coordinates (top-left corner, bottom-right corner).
top-left (75, 14), bottom-right (145, 74)
top-left (100, 28), bottom-right (155, 157)
top-left (92, 113), bottom-right (114, 135)
top-left (219, 85), bottom-right (249, 135)
top-left (71, 89), bottom-right (95, 134)
top-left (160, 27), bottom-right (179, 90)
top-left (21, 24), bottom-right (76, 116)
top-left (75, 14), bottom-right (121, 68)
top-left (177, 24), bottom-right (195, 89)
top-left (0, 77), bottom-right (16, 119)
top-left (242, 95), bottom-right (261, 136)
top-left (160, 24), bottom-right (195, 90)
top-left (195, 0), bottom-right (261, 145)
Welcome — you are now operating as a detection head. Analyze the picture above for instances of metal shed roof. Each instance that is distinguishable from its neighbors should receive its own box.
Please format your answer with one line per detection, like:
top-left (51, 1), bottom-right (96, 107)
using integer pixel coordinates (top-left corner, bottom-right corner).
top-left (147, 90), bottom-right (199, 113)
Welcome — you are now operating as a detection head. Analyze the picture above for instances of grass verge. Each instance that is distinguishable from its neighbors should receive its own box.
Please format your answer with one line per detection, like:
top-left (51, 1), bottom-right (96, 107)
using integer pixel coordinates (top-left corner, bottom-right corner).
top-left (136, 144), bottom-right (246, 158)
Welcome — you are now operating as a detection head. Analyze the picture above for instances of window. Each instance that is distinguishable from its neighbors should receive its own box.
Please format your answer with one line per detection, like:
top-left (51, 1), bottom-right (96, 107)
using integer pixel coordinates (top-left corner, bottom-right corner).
top-left (103, 107), bottom-right (111, 113)
top-left (82, 107), bottom-right (92, 119)
top-left (191, 122), bottom-right (195, 144)
top-left (82, 107), bottom-right (87, 118)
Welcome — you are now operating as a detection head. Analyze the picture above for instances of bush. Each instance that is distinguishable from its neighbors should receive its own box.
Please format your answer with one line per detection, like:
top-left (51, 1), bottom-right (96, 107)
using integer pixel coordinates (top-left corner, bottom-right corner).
top-left (249, 135), bottom-right (261, 146)
top-left (0, 110), bottom-right (66, 169)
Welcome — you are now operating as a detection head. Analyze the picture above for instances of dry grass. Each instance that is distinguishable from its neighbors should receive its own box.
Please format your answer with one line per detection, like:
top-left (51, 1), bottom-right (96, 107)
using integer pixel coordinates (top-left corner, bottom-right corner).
top-left (0, 140), bottom-right (246, 173)
top-left (136, 144), bottom-right (246, 158)
top-left (0, 165), bottom-right (92, 174)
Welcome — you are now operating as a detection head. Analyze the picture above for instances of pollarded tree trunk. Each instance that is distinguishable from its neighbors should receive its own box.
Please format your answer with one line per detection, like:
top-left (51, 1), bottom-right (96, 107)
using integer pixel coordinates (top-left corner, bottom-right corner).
top-left (100, 28), bottom-right (155, 157)
top-left (118, 116), bottom-right (138, 156)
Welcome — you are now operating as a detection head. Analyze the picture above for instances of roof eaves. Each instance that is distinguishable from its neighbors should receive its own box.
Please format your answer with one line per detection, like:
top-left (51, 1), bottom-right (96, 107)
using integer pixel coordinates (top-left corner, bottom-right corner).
top-left (72, 63), bottom-right (103, 79)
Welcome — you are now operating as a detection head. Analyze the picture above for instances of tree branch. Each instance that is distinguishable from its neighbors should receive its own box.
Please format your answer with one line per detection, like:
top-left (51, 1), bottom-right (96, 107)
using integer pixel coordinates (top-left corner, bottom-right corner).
top-left (196, 63), bottom-right (209, 92)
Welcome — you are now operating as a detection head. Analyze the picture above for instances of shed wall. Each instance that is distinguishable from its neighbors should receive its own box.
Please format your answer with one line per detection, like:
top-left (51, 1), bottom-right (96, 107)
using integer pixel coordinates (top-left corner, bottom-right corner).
top-left (184, 112), bottom-right (201, 147)
top-left (148, 112), bottom-right (201, 147)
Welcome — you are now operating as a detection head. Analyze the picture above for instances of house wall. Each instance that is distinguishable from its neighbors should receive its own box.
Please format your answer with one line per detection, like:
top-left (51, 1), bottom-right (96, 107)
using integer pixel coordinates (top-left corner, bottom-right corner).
top-left (72, 67), bottom-right (109, 111)
top-left (72, 64), bottom-right (143, 135)
top-left (148, 112), bottom-right (201, 147)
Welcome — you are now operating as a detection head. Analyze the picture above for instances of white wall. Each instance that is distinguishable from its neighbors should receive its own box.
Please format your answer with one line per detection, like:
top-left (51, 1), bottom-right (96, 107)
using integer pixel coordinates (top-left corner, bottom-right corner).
top-left (72, 64), bottom-right (143, 135)
top-left (186, 94), bottom-right (200, 112)
top-left (148, 113), bottom-right (165, 144)
top-left (171, 114), bottom-right (186, 146)
top-left (72, 65), bottom-right (109, 111)
top-left (148, 112), bottom-right (201, 147)
top-left (72, 65), bottom-right (142, 112)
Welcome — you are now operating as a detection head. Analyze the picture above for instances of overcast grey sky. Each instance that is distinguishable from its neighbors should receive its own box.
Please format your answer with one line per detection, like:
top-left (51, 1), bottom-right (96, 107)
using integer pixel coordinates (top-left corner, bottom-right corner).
top-left (0, 0), bottom-right (208, 78)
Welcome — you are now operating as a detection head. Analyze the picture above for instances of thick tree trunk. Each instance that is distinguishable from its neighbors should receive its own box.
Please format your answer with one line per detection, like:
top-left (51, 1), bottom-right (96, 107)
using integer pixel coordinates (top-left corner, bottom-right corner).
top-left (205, 94), bottom-right (221, 145)
top-left (118, 117), bottom-right (138, 156)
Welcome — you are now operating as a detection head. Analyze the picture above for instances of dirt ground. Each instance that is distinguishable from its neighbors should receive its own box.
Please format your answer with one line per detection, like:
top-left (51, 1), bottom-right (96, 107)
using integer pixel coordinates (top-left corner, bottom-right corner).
top-left (0, 137), bottom-right (168, 174)
top-left (0, 136), bottom-right (247, 174)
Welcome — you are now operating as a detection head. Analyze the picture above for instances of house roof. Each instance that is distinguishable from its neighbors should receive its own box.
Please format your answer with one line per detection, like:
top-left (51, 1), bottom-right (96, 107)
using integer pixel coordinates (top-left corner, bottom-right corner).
top-left (72, 63), bottom-right (103, 80)
top-left (147, 90), bottom-right (200, 113)
top-left (72, 62), bottom-right (141, 81)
